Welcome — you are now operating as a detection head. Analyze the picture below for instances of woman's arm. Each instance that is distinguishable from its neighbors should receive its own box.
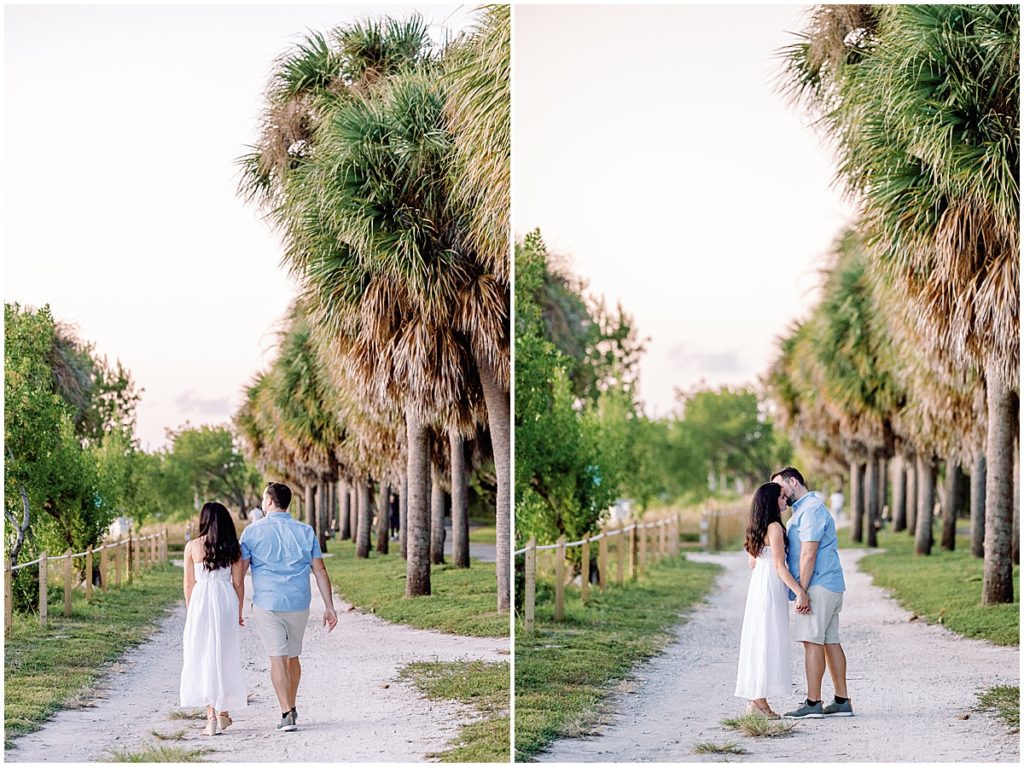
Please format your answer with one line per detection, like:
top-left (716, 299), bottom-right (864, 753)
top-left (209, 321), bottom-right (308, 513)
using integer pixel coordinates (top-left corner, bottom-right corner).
top-left (182, 541), bottom-right (196, 607)
top-left (768, 523), bottom-right (806, 599)
top-left (231, 558), bottom-right (246, 625)
top-left (748, 552), bottom-right (757, 570)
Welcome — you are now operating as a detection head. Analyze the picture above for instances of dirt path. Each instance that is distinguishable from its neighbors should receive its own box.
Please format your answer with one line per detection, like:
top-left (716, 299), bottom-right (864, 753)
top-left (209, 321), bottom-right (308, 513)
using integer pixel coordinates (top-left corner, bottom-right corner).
top-left (6, 565), bottom-right (508, 762)
top-left (537, 549), bottom-right (1019, 763)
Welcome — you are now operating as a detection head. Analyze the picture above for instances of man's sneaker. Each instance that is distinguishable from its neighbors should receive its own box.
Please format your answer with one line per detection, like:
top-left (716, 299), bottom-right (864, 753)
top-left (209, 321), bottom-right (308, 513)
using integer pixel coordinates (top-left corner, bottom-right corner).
top-left (783, 700), bottom-right (825, 719)
top-left (823, 698), bottom-right (854, 717)
top-left (290, 706), bottom-right (298, 724)
top-left (276, 710), bottom-right (297, 732)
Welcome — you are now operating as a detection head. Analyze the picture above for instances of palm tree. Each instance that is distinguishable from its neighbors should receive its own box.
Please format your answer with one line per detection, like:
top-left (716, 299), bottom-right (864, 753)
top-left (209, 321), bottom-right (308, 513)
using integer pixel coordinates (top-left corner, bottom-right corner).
top-left (782, 5), bottom-right (1019, 599)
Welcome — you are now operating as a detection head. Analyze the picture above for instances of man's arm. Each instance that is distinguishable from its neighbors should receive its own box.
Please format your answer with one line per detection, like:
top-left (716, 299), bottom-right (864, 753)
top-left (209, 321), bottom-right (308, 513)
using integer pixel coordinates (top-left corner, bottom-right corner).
top-left (311, 558), bottom-right (338, 632)
top-left (798, 540), bottom-right (819, 613)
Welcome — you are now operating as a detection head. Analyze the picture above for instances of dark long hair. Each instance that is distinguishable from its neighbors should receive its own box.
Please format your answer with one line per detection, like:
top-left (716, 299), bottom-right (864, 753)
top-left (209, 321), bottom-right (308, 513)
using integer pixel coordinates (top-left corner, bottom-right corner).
top-left (744, 483), bottom-right (787, 559)
top-left (198, 502), bottom-right (241, 570)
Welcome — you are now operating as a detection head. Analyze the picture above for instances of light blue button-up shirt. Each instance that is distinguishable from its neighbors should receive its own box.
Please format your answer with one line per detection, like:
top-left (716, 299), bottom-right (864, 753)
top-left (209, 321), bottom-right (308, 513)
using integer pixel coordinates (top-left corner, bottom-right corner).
top-left (786, 491), bottom-right (845, 597)
top-left (240, 512), bottom-right (322, 612)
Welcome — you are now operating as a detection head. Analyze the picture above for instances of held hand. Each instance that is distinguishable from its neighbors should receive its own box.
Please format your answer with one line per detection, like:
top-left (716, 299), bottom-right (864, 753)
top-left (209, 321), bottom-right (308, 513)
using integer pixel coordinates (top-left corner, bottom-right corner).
top-left (795, 590), bottom-right (812, 614)
top-left (323, 607), bottom-right (338, 633)
top-left (238, 611), bottom-right (245, 627)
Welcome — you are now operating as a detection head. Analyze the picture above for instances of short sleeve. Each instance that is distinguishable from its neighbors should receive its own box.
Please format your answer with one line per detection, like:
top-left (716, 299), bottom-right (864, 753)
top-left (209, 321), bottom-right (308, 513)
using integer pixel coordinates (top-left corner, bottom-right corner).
top-left (798, 507), bottom-right (826, 542)
top-left (310, 530), bottom-right (323, 560)
top-left (239, 529), bottom-right (252, 561)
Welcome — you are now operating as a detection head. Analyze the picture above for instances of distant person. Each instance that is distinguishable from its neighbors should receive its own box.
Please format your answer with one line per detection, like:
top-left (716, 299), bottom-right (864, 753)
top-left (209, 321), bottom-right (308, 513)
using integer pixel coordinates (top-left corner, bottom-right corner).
top-left (249, 506), bottom-right (265, 524)
top-left (240, 482), bottom-right (338, 733)
top-left (180, 502), bottom-right (247, 736)
top-left (772, 467), bottom-right (852, 719)
top-left (734, 482), bottom-right (808, 718)
top-left (389, 492), bottom-right (400, 540)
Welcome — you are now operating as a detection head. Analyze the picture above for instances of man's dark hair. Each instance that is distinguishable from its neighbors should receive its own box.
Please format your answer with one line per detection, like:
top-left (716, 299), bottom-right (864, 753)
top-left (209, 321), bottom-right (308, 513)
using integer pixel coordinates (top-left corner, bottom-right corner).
top-left (265, 481), bottom-right (292, 510)
top-left (771, 467), bottom-right (806, 488)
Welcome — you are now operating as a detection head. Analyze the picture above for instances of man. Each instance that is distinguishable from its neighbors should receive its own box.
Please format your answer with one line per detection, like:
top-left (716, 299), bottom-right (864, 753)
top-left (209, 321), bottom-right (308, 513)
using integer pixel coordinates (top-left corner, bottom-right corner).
top-left (771, 467), bottom-right (853, 719)
top-left (240, 482), bottom-right (338, 732)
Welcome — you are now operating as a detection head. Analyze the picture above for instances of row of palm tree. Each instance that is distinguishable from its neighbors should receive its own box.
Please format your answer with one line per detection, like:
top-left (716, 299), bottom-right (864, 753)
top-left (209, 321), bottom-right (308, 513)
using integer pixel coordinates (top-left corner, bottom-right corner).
top-left (770, 5), bottom-right (1018, 604)
top-left (234, 7), bottom-right (510, 611)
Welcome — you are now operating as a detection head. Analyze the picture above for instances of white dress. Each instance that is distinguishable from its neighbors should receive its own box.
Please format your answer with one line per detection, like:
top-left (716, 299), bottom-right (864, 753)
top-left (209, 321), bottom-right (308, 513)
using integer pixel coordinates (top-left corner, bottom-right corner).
top-left (734, 545), bottom-right (791, 699)
top-left (180, 562), bottom-right (247, 711)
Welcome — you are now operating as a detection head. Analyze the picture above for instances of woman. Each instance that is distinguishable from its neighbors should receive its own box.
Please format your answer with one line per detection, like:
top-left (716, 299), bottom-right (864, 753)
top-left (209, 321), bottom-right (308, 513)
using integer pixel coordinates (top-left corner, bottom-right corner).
top-left (734, 482), bottom-right (807, 718)
top-left (180, 502), bottom-right (248, 735)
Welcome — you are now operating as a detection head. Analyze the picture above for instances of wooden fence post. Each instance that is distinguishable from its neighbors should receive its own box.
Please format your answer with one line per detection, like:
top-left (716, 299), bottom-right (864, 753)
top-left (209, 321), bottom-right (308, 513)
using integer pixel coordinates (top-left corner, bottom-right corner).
top-left (132, 535), bottom-right (141, 579)
top-left (161, 529), bottom-right (168, 563)
top-left (5, 564), bottom-right (13, 638)
top-left (86, 547), bottom-right (94, 600)
top-left (524, 537), bottom-right (536, 633)
top-left (150, 535), bottom-right (157, 568)
top-left (100, 545), bottom-right (108, 590)
top-left (659, 519), bottom-right (667, 558)
top-left (639, 522), bottom-right (647, 573)
top-left (629, 524), bottom-right (638, 580)
top-left (115, 539), bottom-right (123, 587)
top-left (63, 549), bottom-right (73, 617)
top-left (598, 528), bottom-right (608, 589)
top-left (554, 535), bottom-right (566, 622)
top-left (581, 536), bottom-right (591, 605)
top-left (125, 533), bottom-right (133, 585)
top-left (38, 552), bottom-right (48, 628)
top-left (615, 522), bottom-right (625, 586)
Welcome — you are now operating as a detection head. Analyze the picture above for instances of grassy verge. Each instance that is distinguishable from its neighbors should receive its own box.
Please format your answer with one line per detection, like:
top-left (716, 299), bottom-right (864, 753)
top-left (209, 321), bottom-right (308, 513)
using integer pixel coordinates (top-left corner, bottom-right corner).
top-left (320, 540), bottom-right (507, 637)
top-left (4, 564), bottom-right (183, 749)
top-left (398, 660), bottom-right (509, 762)
top-left (109, 745), bottom-right (212, 762)
top-left (978, 685), bottom-right (1019, 733)
top-left (514, 555), bottom-right (719, 761)
top-left (469, 526), bottom-right (497, 544)
top-left (858, 530), bottom-right (1019, 646)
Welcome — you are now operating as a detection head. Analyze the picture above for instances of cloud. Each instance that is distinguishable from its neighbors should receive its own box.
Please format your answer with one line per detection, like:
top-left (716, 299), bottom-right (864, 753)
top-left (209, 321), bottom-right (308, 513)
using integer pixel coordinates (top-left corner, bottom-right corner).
top-left (668, 344), bottom-right (748, 375)
top-left (174, 390), bottom-right (231, 417)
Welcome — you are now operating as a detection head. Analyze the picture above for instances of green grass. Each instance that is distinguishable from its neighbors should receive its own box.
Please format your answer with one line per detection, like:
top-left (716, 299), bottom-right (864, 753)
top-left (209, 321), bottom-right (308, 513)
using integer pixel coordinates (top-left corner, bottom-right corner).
top-left (110, 745), bottom-right (212, 762)
top-left (167, 709), bottom-right (207, 721)
top-left (4, 565), bottom-right (183, 749)
top-left (469, 526), bottom-right (497, 544)
top-left (320, 540), bottom-right (507, 637)
top-left (693, 740), bottom-right (748, 755)
top-left (398, 660), bottom-right (509, 762)
top-left (858, 529), bottom-right (1019, 646)
top-left (978, 685), bottom-right (1019, 733)
top-left (514, 555), bottom-right (719, 761)
top-left (150, 729), bottom-right (186, 741)
top-left (721, 713), bottom-right (796, 737)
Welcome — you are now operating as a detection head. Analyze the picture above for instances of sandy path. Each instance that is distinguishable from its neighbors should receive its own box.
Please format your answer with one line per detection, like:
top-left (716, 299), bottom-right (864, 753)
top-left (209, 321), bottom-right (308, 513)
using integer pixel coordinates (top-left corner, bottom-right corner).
top-left (6, 563), bottom-right (508, 762)
top-left (537, 549), bottom-right (1019, 763)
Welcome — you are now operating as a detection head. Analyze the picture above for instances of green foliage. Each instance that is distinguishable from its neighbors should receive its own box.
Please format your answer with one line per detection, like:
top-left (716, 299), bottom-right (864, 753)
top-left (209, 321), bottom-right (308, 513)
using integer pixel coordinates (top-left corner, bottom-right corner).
top-left (164, 424), bottom-right (263, 517)
top-left (514, 556), bottom-right (719, 760)
top-left (859, 530), bottom-right (1019, 645)
top-left (977, 686), bottom-right (1019, 733)
top-left (399, 660), bottom-right (510, 762)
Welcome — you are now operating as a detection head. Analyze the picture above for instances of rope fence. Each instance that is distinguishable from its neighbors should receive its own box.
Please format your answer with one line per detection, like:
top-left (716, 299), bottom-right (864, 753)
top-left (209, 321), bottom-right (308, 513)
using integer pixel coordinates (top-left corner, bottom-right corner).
top-left (518, 503), bottom-right (749, 633)
top-left (4, 530), bottom-right (170, 638)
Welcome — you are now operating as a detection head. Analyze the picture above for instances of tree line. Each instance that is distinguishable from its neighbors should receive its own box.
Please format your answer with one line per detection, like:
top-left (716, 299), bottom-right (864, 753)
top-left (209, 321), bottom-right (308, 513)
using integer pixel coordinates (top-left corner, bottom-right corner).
top-left (766, 5), bottom-right (1019, 604)
top-left (233, 9), bottom-right (511, 611)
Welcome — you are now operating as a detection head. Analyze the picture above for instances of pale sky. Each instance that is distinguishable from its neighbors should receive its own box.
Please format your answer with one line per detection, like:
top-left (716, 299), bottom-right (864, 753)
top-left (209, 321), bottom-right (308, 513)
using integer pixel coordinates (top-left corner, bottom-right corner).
top-left (514, 4), bottom-right (856, 418)
top-left (5, 3), bottom-right (474, 450)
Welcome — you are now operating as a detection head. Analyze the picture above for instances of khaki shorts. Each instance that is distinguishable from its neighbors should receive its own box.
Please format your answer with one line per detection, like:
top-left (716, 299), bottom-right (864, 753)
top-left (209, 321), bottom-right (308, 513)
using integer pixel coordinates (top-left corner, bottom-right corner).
top-left (251, 605), bottom-right (310, 658)
top-left (794, 585), bottom-right (843, 644)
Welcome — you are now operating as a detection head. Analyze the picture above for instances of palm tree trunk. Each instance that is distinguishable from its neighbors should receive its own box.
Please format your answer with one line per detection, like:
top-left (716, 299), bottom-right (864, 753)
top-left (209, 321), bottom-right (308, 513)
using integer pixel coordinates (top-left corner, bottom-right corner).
top-left (356, 477), bottom-right (372, 559)
top-left (1013, 441), bottom-right (1019, 566)
top-left (905, 455), bottom-right (917, 536)
top-left (400, 472), bottom-right (408, 560)
top-left (892, 454), bottom-right (907, 532)
top-left (915, 454), bottom-right (936, 556)
top-left (866, 457), bottom-right (879, 547)
top-left (338, 478), bottom-right (351, 540)
top-left (983, 364), bottom-right (1014, 603)
top-left (376, 482), bottom-right (390, 555)
top-left (878, 457), bottom-right (888, 524)
top-left (450, 431), bottom-right (470, 568)
top-left (430, 462), bottom-right (446, 565)
top-left (406, 411), bottom-right (431, 596)
top-left (476, 354), bottom-right (510, 612)
top-left (970, 451), bottom-right (986, 558)
top-left (349, 486), bottom-right (358, 543)
top-left (304, 484), bottom-right (315, 529)
top-left (318, 481), bottom-right (329, 553)
top-left (940, 454), bottom-right (959, 551)
top-left (850, 461), bottom-right (864, 544)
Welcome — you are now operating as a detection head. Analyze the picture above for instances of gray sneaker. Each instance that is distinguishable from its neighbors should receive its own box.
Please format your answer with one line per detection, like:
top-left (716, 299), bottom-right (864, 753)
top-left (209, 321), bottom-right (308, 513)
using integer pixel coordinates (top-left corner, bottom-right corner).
top-left (276, 710), bottom-right (297, 732)
top-left (783, 700), bottom-right (825, 719)
top-left (823, 698), bottom-right (854, 716)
